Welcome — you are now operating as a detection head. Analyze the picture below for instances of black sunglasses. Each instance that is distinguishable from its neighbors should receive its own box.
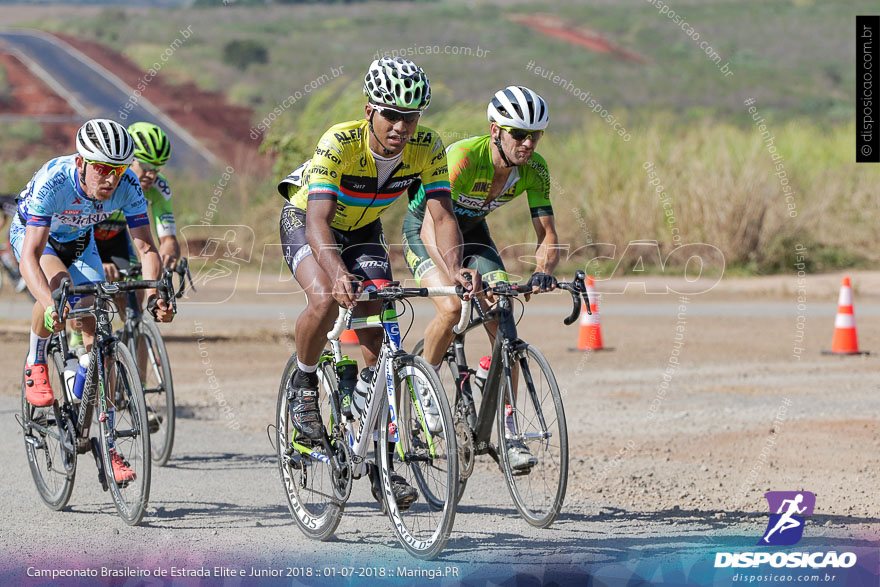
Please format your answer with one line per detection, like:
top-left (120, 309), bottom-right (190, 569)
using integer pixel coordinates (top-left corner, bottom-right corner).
top-left (372, 104), bottom-right (422, 124)
top-left (500, 125), bottom-right (544, 142)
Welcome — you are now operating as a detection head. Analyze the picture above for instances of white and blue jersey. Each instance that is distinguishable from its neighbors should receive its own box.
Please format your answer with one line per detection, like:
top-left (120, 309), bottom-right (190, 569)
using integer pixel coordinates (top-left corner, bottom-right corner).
top-left (10, 155), bottom-right (149, 285)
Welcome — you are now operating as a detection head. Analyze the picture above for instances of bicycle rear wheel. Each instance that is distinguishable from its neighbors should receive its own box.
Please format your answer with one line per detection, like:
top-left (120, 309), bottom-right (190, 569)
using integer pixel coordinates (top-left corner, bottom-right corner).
top-left (379, 355), bottom-right (457, 560)
top-left (21, 349), bottom-right (76, 510)
top-left (496, 344), bottom-right (568, 528)
top-left (276, 353), bottom-right (344, 541)
top-left (99, 343), bottom-right (151, 525)
top-left (131, 317), bottom-right (175, 466)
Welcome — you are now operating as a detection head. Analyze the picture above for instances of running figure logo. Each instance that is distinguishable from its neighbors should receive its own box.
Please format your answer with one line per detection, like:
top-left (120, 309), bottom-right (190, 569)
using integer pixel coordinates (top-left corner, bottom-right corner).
top-left (759, 491), bottom-right (815, 546)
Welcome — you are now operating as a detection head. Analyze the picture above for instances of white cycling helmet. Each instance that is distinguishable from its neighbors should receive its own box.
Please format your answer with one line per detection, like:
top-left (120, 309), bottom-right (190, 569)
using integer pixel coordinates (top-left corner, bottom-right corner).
top-left (487, 86), bottom-right (549, 131)
top-left (363, 56), bottom-right (431, 110)
top-left (76, 118), bottom-right (135, 165)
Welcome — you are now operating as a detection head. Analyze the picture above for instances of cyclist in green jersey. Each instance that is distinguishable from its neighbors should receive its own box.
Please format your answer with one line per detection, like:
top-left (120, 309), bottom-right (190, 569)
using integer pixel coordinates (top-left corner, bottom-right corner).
top-left (95, 122), bottom-right (179, 279)
top-left (279, 57), bottom-right (478, 506)
top-left (402, 86), bottom-right (559, 470)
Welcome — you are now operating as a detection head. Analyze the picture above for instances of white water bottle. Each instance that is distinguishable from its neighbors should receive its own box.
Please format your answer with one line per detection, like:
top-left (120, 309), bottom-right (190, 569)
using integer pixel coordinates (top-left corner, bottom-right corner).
top-left (474, 356), bottom-right (491, 396)
top-left (63, 358), bottom-right (79, 402)
top-left (351, 366), bottom-right (375, 420)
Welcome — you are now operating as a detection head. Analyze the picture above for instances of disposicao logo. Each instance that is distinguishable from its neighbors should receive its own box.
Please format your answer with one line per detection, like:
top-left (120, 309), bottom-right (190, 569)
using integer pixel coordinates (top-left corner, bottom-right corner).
top-left (714, 491), bottom-right (857, 569)
top-left (759, 491), bottom-right (815, 546)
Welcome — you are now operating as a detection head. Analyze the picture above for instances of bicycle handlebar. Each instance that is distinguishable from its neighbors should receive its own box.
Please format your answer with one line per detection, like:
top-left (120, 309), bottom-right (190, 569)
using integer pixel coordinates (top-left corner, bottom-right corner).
top-left (53, 269), bottom-right (177, 321)
top-left (326, 284), bottom-right (471, 341)
top-left (474, 271), bottom-right (590, 326)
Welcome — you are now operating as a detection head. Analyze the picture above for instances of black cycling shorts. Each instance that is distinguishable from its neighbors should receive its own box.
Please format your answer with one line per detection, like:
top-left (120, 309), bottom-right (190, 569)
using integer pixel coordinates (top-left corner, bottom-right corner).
top-left (279, 203), bottom-right (393, 288)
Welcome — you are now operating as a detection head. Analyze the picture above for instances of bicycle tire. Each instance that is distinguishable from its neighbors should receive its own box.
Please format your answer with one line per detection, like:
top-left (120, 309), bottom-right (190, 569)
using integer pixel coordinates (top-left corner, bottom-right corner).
top-left (99, 342), bottom-right (151, 525)
top-left (412, 338), bottom-right (471, 505)
top-left (276, 353), bottom-right (344, 541)
top-left (496, 344), bottom-right (568, 528)
top-left (21, 350), bottom-right (76, 510)
top-left (132, 317), bottom-right (175, 466)
top-left (379, 354), bottom-right (458, 560)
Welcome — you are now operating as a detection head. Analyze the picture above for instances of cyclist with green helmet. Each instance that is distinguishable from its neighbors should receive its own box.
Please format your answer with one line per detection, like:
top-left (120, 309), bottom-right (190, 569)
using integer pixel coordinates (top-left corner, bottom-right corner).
top-left (94, 122), bottom-right (179, 279)
top-left (402, 85), bottom-right (559, 471)
top-left (278, 56), bottom-right (477, 508)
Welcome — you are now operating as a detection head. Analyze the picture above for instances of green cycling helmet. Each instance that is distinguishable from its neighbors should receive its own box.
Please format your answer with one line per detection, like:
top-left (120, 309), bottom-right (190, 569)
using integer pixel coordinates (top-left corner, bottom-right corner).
top-left (363, 56), bottom-right (431, 110)
top-left (128, 122), bottom-right (171, 166)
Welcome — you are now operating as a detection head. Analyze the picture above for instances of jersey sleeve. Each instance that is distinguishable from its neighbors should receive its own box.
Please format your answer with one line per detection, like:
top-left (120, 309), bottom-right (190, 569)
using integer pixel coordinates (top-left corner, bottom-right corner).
top-left (419, 133), bottom-right (451, 200)
top-left (23, 166), bottom-right (59, 227)
top-left (306, 132), bottom-right (345, 202)
top-left (148, 174), bottom-right (176, 237)
top-left (525, 153), bottom-right (553, 218)
top-left (122, 179), bottom-right (150, 230)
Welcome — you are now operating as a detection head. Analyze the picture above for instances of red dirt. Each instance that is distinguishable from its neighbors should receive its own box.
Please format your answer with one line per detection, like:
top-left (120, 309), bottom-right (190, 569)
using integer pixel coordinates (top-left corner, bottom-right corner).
top-left (0, 51), bottom-right (78, 157)
top-left (0, 52), bottom-right (74, 115)
top-left (51, 33), bottom-right (271, 173)
top-left (509, 14), bottom-right (645, 63)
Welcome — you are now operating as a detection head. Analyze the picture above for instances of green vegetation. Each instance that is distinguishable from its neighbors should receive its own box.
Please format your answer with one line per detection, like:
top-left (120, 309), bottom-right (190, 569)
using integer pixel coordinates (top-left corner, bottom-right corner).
top-left (6, 0), bottom-right (875, 275)
top-left (0, 65), bottom-right (12, 105)
top-left (222, 39), bottom-right (269, 71)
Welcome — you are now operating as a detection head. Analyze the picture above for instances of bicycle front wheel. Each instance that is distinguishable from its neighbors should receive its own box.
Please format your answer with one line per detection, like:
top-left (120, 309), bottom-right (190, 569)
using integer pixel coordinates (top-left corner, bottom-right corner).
top-left (21, 350), bottom-right (76, 510)
top-left (99, 343), bottom-right (151, 525)
top-left (496, 344), bottom-right (568, 528)
top-left (379, 355), bottom-right (458, 560)
top-left (132, 318), bottom-right (175, 466)
top-left (276, 353), bottom-right (344, 541)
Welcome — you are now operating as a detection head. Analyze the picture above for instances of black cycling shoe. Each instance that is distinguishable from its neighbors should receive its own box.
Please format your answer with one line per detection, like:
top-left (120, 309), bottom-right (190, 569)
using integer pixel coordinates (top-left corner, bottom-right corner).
top-left (287, 369), bottom-right (322, 441)
top-left (366, 465), bottom-right (419, 511)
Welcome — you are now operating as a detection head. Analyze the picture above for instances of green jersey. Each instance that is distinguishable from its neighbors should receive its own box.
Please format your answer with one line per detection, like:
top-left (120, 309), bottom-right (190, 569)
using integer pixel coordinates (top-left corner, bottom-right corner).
top-left (407, 134), bottom-right (553, 233)
top-left (94, 172), bottom-right (175, 241)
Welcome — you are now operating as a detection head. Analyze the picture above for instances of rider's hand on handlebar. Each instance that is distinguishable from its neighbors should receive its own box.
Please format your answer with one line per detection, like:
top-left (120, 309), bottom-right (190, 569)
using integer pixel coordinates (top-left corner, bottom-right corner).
top-left (332, 272), bottom-right (361, 309)
top-left (454, 268), bottom-right (481, 301)
top-left (103, 262), bottom-right (120, 282)
top-left (43, 304), bottom-right (68, 332)
top-left (527, 271), bottom-right (558, 295)
top-left (148, 295), bottom-right (175, 323)
top-left (161, 253), bottom-right (178, 271)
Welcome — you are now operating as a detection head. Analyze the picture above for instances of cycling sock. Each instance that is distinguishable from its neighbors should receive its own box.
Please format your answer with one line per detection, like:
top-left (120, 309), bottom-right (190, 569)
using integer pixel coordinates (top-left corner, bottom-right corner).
top-left (505, 409), bottom-right (515, 436)
top-left (431, 362), bottom-right (442, 374)
top-left (297, 359), bottom-right (317, 374)
top-left (27, 331), bottom-right (49, 365)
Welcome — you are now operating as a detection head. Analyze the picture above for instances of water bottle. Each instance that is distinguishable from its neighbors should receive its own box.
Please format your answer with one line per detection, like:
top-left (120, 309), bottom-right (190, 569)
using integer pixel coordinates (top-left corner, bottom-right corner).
top-left (473, 356), bottom-right (491, 396)
top-left (351, 366), bottom-right (375, 420)
top-left (63, 358), bottom-right (79, 402)
top-left (336, 359), bottom-right (358, 418)
top-left (72, 353), bottom-right (90, 400)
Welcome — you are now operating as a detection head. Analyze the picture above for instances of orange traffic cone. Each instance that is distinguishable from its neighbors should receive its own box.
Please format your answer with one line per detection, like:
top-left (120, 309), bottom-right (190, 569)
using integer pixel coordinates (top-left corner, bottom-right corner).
top-left (340, 329), bottom-right (359, 345)
top-left (576, 275), bottom-right (606, 351)
top-left (823, 277), bottom-right (869, 355)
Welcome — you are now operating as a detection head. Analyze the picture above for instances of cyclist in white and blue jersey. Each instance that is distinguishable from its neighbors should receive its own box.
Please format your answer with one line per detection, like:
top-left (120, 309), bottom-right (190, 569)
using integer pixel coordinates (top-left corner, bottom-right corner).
top-left (11, 120), bottom-right (174, 433)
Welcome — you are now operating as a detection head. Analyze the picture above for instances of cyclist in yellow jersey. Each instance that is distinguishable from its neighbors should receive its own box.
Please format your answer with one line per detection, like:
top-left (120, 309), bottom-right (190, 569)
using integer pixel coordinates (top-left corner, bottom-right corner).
top-left (278, 57), bottom-right (477, 504)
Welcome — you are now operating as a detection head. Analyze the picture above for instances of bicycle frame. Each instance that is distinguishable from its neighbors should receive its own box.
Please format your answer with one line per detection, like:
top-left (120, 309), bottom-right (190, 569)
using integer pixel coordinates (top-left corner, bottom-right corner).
top-left (449, 294), bottom-right (553, 462)
top-left (290, 302), bottom-right (404, 480)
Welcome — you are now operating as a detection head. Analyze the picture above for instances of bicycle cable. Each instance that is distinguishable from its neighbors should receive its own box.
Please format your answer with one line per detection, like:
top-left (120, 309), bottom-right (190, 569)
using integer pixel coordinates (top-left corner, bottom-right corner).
top-left (394, 297), bottom-right (416, 343)
top-left (514, 294), bottom-right (526, 326)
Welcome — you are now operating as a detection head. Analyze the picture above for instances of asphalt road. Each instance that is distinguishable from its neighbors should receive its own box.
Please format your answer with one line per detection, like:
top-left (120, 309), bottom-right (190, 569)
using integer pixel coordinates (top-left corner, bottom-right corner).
top-left (0, 29), bottom-right (218, 173)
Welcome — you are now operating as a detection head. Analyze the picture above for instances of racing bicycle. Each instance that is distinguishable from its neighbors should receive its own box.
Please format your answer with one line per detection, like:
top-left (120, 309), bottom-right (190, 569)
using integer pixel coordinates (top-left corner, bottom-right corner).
top-left (112, 258), bottom-right (193, 466)
top-left (274, 284), bottom-right (468, 559)
top-left (17, 271), bottom-right (177, 525)
top-left (414, 271), bottom-right (588, 528)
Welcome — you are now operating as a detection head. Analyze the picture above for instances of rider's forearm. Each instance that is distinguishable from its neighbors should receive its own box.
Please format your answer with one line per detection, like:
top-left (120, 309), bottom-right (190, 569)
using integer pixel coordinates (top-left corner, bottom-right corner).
top-left (434, 214), bottom-right (465, 275)
top-left (307, 224), bottom-right (349, 279)
top-left (535, 233), bottom-right (560, 275)
top-left (20, 255), bottom-right (53, 310)
top-left (159, 236), bottom-right (180, 260)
